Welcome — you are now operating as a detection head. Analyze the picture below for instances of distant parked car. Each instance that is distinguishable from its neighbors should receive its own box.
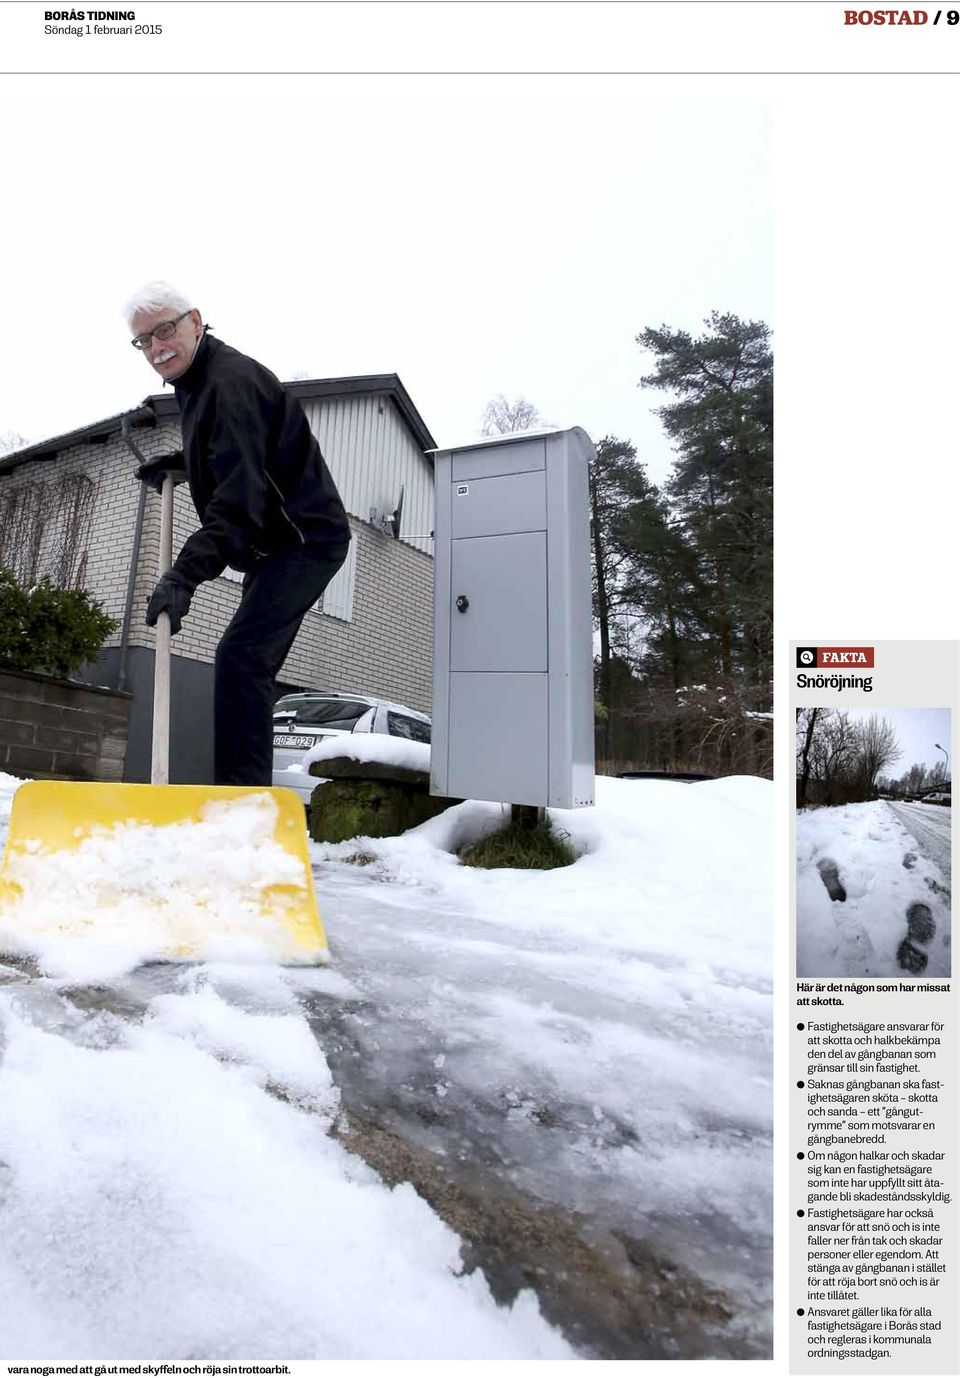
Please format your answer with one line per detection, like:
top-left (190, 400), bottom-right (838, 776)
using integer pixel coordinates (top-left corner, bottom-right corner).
top-left (617, 771), bottom-right (715, 783)
top-left (272, 691), bottom-right (431, 803)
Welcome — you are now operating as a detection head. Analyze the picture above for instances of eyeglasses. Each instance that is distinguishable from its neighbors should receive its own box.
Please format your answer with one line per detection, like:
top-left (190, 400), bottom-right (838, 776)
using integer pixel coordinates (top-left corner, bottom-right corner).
top-left (131, 311), bottom-right (191, 350)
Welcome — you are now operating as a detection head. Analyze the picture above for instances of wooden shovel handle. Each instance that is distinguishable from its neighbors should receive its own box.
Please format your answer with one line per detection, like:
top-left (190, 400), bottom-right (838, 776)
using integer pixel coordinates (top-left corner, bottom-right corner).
top-left (151, 473), bottom-right (175, 785)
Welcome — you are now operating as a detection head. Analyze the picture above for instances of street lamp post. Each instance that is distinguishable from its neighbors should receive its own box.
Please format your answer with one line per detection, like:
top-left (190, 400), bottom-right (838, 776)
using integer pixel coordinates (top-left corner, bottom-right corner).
top-left (934, 742), bottom-right (949, 786)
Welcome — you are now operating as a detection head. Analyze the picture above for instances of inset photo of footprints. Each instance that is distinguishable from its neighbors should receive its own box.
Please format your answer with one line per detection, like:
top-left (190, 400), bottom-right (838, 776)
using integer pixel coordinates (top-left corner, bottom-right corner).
top-left (796, 706), bottom-right (952, 979)
top-left (796, 801), bottom-right (951, 978)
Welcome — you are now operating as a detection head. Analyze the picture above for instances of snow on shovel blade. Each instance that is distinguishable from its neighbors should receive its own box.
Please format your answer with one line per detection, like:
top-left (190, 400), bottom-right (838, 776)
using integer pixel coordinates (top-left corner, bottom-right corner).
top-left (0, 781), bottom-right (327, 979)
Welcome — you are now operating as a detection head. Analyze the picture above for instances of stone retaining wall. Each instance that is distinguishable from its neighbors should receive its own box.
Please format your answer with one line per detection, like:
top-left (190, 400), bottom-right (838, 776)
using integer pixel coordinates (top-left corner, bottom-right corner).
top-left (0, 667), bottom-right (132, 782)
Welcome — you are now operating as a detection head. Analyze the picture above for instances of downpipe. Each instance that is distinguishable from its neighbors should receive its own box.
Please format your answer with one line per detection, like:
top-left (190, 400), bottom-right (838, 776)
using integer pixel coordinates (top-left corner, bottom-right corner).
top-left (117, 416), bottom-right (150, 693)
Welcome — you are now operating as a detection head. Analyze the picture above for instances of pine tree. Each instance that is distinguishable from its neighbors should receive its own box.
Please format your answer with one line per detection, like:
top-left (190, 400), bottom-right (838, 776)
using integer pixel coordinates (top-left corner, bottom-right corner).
top-left (637, 312), bottom-right (773, 693)
top-left (589, 435), bottom-right (709, 764)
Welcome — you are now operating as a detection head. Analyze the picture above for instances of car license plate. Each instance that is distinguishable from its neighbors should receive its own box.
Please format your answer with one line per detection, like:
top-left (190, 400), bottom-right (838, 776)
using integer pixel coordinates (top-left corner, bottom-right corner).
top-left (273, 733), bottom-right (314, 750)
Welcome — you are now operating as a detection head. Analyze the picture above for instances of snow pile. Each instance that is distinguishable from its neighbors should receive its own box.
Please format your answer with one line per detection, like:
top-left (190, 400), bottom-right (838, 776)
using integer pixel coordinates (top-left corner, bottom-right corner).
top-left (146, 977), bottom-right (339, 1116)
top-left (797, 800), bottom-right (951, 977)
top-left (0, 974), bottom-right (572, 1359)
top-left (302, 733), bottom-right (430, 775)
top-left (0, 791), bottom-right (318, 982)
top-left (0, 771), bottom-right (24, 829)
top-left (318, 773), bottom-right (772, 980)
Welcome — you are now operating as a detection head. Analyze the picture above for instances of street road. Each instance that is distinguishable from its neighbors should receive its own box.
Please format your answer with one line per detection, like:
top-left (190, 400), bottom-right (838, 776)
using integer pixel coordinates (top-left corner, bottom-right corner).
top-left (887, 802), bottom-right (951, 888)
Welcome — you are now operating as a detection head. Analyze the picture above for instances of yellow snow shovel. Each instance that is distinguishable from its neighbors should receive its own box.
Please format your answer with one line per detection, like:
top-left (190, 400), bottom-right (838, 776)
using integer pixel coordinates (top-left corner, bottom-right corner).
top-left (0, 472), bottom-right (328, 971)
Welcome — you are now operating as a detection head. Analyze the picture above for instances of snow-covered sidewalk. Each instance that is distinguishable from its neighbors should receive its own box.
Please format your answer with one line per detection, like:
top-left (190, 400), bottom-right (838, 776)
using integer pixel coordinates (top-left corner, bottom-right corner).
top-left (796, 800), bottom-right (951, 978)
top-left (0, 770), bottom-right (772, 1359)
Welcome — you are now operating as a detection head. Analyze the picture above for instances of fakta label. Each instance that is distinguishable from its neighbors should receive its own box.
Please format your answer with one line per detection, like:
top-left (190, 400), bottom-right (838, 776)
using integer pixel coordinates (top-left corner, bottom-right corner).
top-left (795, 646), bottom-right (875, 669)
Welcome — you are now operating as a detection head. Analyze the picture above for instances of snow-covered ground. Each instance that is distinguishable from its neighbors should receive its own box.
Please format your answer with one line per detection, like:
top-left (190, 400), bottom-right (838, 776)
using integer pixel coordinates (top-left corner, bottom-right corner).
top-left (0, 765), bottom-right (772, 1359)
top-left (796, 801), bottom-right (952, 978)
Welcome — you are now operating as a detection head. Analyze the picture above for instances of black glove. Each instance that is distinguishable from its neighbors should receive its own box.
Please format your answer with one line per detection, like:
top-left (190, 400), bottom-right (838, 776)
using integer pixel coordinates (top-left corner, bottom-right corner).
top-left (136, 451), bottom-right (187, 493)
top-left (146, 572), bottom-right (194, 635)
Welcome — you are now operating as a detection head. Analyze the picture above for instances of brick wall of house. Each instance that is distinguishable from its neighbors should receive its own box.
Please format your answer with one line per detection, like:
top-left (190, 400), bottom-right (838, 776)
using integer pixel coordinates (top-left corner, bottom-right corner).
top-left (0, 427), bottom-right (176, 666)
top-left (5, 441), bottom-right (121, 640)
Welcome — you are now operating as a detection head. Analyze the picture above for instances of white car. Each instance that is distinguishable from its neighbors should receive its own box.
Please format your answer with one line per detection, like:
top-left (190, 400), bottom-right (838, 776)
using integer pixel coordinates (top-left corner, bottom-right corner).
top-left (272, 691), bottom-right (431, 804)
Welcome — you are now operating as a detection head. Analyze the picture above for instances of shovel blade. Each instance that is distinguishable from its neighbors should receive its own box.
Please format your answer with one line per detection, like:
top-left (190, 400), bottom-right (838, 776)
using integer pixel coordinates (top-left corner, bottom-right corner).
top-left (0, 780), bottom-right (327, 974)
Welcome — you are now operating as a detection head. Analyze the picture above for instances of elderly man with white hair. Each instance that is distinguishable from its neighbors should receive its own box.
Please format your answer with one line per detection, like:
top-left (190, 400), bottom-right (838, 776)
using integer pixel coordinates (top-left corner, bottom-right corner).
top-left (125, 281), bottom-right (350, 787)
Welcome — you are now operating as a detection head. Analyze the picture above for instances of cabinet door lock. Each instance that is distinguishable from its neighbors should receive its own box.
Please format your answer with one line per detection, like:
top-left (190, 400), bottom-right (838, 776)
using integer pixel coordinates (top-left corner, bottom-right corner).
top-left (456, 595), bottom-right (469, 613)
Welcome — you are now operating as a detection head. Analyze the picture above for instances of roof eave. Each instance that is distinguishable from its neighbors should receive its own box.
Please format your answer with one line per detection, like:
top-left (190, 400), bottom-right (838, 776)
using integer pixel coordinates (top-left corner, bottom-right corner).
top-left (285, 373), bottom-right (437, 453)
top-left (0, 404), bottom-right (158, 475)
top-left (1, 373), bottom-right (437, 474)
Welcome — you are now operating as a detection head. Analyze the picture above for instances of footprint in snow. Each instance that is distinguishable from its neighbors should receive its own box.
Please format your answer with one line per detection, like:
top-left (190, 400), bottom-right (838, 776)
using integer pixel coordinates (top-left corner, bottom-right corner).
top-left (897, 938), bottom-right (928, 975)
top-left (817, 858), bottom-right (847, 902)
top-left (906, 902), bottom-right (936, 946)
top-left (902, 852), bottom-right (917, 870)
top-left (897, 900), bottom-right (937, 974)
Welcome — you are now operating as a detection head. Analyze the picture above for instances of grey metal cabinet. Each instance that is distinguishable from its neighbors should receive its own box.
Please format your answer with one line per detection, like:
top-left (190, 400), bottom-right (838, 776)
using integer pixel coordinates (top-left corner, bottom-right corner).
top-left (430, 428), bottom-right (595, 809)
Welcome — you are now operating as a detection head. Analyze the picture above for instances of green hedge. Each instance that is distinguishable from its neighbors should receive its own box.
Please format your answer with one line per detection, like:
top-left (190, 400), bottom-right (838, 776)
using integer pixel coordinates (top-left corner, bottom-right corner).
top-left (0, 565), bottom-right (117, 678)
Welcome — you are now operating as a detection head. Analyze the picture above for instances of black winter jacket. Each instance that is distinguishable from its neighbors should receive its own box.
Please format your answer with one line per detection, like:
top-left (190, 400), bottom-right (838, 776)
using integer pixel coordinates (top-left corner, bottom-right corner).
top-left (170, 332), bottom-right (350, 588)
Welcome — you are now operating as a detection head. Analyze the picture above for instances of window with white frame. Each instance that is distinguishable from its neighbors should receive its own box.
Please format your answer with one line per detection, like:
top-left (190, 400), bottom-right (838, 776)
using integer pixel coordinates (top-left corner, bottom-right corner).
top-left (218, 540), bottom-right (356, 622)
top-left (319, 540), bottom-right (356, 621)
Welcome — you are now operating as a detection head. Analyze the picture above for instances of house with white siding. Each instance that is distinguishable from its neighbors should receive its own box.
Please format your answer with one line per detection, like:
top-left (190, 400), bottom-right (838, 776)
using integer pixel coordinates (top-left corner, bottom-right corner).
top-left (0, 373), bottom-right (438, 783)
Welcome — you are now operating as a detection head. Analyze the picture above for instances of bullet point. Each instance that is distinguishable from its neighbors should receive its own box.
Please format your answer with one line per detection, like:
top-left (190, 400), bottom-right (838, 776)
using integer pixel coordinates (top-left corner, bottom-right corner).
top-left (797, 1209), bottom-right (805, 1217)
top-left (797, 1023), bottom-right (805, 1030)
top-left (797, 1080), bottom-right (804, 1088)
top-left (797, 1307), bottom-right (805, 1316)
top-left (797, 1152), bottom-right (805, 1159)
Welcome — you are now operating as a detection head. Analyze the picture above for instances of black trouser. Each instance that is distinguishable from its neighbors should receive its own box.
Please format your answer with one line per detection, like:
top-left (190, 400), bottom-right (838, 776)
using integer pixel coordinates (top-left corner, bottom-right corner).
top-left (213, 542), bottom-right (348, 786)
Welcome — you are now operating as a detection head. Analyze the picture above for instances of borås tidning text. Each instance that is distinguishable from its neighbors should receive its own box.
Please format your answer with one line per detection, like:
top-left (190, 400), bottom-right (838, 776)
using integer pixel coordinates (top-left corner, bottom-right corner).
top-left (44, 11), bottom-right (162, 35)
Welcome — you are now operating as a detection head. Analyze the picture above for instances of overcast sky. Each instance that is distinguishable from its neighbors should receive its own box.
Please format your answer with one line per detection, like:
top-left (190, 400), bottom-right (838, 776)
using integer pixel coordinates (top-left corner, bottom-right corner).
top-left (0, 77), bottom-right (770, 483)
top-left (843, 708), bottom-right (952, 777)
